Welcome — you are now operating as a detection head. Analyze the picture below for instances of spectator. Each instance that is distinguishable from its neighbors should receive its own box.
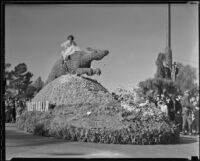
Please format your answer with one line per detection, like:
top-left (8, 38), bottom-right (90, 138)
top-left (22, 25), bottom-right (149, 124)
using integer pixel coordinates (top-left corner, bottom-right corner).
top-left (10, 98), bottom-right (16, 123)
top-left (175, 95), bottom-right (182, 114)
top-left (161, 93), bottom-right (166, 103)
top-left (154, 95), bottom-right (161, 107)
top-left (15, 100), bottom-right (21, 119)
top-left (192, 100), bottom-right (199, 135)
top-left (158, 100), bottom-right (168, 116)
top-left (166, 96), bottom-right (175, 121)
top-left (146, 96), bottom-right (156, 107)
top-left (196, 94), bottom-right (199, 102)
top-left (174, 95), bottom-right (182, 131)
top-left (152, 93), bottom-right (167, 116)
top-left (11, 106), bottom-right (16, 123)
top-left (5, 101), bottom-right (8, 119)
top-left (18, 100), bottom-right (25, 115)
top-left (5, 99), bottom-right (12, 123)
top-left (190, 97), bottom-right (196, 105)
top-left (181, 90), bottom-right (193, 135)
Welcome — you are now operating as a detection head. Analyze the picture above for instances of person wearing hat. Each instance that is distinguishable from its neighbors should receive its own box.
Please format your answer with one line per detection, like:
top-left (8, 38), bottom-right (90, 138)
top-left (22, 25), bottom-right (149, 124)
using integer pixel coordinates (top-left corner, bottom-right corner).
top-left (174, 95), bottom-right (183, 131)
top-left (166, 96), bottom-right (175, 121)
top-left (61, 35), bottom-right (81, 61)
top-left (175, 95), bottom-right (182, 114)
top-left (181, 90), bottom-right (193, 135)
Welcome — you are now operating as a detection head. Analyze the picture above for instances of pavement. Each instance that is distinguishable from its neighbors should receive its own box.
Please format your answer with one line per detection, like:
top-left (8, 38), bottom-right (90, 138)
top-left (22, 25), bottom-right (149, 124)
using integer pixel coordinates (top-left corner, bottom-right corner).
top-left (5, 123), bottom-right (199, 160)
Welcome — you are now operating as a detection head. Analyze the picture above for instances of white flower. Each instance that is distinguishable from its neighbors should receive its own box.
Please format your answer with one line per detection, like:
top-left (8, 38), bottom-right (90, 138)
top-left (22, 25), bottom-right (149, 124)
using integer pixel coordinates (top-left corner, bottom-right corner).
top-left (139, 102), bottom-right (147, 107)
top-left (142, 111), bottom-right (148, 116)
top-left (87, 111), bottom-right (91, 115)
top-left (149, 112), bottom-right (154, 116)
top-left (135, 109), bottom-right (140, 113)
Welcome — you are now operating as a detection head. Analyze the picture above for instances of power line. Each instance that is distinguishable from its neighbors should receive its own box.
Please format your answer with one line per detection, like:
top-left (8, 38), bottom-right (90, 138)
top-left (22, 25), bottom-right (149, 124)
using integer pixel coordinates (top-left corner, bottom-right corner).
top-left (173, 57), bottom-right (198, 64)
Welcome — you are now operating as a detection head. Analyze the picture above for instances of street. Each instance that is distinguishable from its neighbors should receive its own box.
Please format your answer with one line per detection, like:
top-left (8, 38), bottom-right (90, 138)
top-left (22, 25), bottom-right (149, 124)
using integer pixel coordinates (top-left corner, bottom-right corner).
top-left (6, 123), bottom-right (199, 160)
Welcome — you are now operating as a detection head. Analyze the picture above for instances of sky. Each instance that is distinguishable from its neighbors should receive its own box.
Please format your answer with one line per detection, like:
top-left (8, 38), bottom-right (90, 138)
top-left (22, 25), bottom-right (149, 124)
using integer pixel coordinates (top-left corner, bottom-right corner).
top-left (5, 4), bottom-right (199, 92)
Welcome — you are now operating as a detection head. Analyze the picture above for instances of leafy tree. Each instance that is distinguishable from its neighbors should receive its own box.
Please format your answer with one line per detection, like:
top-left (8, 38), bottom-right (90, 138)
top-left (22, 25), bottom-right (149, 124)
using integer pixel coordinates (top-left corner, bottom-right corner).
top-left (11, 64), bottom-right (33, 99)
top-left (138, 61), bottom-right (198, 98)
top-left (5, 63), bottom-right (33, 100)
top-left (174, 64), bottom-right (197, 94)
top-left (32, 76), bottom-right (44, 93)
top-left (138, 78), bottom-right (178, 97)
top-left (5, 63), bottom-right (15, 99)
top-left (24, 76), bottom-right (44, 100)
top-left (14, 63), bottom-right (27, 76)
top-left (25, 85), bottom-right (36, 99)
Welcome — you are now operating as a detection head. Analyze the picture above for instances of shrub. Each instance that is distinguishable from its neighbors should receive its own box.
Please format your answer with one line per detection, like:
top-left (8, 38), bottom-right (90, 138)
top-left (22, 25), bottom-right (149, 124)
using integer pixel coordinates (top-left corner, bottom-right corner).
top-left (16, 80), bottom-right (179, 144)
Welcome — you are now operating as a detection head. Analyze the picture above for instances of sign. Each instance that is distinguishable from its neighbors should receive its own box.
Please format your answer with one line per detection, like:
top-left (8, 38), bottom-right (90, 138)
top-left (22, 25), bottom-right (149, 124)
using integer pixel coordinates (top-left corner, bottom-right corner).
top-left (27, 101), bottom-right (49, 112)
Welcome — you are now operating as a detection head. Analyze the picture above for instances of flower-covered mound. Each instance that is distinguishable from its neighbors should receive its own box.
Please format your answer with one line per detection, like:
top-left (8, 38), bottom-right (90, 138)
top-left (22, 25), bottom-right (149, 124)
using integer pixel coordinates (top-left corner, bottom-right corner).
top-left (17, 75), bottom-right (180, 144)
top-left (32, 75), bottom-right (110, 105)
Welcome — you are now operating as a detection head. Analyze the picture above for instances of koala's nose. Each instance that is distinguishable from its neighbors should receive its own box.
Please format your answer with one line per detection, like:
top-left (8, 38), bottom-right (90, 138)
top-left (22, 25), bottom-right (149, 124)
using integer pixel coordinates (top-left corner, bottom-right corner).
top-left (104, 50), bottom-right (109, 55)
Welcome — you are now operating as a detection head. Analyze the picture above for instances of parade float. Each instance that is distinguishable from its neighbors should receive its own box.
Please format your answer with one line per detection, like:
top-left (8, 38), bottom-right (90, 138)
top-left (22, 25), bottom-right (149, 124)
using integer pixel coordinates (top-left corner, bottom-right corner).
top-left (16, 48), bottom-right (180, 144)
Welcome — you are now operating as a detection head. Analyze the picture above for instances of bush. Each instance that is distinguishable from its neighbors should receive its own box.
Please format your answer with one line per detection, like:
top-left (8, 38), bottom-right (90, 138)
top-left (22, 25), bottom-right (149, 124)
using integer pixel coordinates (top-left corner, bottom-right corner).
top-left (16, 102), bottom-right (180, 144)
top-left (16, 110), bottom-right (54, 136)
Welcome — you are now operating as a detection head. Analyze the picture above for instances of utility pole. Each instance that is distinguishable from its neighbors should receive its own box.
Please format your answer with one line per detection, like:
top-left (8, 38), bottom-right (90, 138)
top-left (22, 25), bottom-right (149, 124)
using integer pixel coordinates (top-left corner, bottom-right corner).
top-left (164, 3), bottom-right (176, 81)
top-left (167, 3), bottom-right (171, 50)
top-left (165, 3), bottom-right (172, 71)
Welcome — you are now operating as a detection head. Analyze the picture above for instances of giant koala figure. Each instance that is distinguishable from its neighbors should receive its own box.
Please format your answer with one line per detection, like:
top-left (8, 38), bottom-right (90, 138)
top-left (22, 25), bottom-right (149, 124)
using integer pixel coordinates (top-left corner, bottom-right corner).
top-left (45, 48), bottom-right (109, 85)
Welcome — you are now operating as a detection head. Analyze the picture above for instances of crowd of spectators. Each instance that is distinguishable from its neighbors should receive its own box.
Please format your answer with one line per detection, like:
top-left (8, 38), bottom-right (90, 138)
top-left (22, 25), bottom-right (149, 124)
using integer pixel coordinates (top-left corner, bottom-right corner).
top-left (112, 89), bottom-right (199, 136)
top-left (153, 90), bottom-right (199, 136)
